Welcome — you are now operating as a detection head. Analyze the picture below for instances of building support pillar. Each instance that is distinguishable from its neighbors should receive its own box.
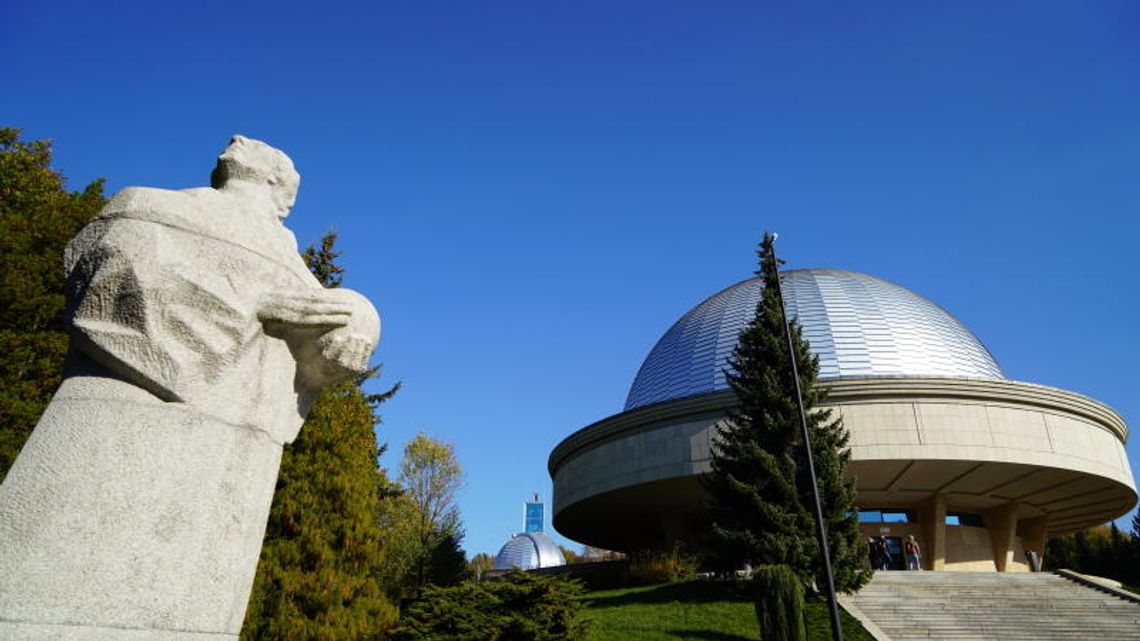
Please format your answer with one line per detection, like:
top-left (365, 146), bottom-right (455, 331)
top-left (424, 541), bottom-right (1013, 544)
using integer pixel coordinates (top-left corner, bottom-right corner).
top-left (921, 493), bottom-right (946, 571)
top-left (1018, 515), bottom-right (1048, 570)
top-left (988, 502), bottom-right (1019, 572)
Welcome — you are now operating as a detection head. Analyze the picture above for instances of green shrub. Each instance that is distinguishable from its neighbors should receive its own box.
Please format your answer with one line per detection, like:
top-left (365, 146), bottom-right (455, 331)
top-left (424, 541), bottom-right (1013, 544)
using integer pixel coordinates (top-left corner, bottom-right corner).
top-left (393, 571), bottom-right (588, 641)
top-left (627, 547), bottom-right (698, 585)
top-left (752, 564), bottom-right (806, 641)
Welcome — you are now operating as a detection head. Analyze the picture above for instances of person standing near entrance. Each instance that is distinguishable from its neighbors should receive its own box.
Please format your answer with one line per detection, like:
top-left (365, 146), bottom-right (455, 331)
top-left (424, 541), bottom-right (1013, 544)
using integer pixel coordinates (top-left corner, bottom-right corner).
top-left (905, 535), bottom-right (922, 570)
top-left (876, 537), bottom-right (892, 570)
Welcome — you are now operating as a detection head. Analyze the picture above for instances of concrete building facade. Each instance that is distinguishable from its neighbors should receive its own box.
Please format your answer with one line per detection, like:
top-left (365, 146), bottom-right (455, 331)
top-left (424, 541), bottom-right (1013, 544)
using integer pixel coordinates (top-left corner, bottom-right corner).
top-left (548, 270), bottom-right (1136, 572)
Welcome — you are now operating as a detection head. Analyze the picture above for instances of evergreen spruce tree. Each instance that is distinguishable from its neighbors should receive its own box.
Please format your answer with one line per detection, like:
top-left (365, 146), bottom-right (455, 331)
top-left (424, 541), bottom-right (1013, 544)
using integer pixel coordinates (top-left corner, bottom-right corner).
top-left (0, 128), bottom-right (105, 480)
top-left (241, 231), bottom-right (400, 641)
top-left (1128, 512), bottom-right (1140, 586)
top-left (706, 232), bottom-right (869, 593)
top-left (795, 358), bottom-right (868, 593)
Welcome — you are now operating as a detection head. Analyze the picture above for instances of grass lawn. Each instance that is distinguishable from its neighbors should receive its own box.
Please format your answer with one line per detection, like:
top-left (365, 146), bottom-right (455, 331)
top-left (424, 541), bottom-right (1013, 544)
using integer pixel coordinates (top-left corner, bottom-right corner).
top-left (582, 580), bottom-right (875, 641)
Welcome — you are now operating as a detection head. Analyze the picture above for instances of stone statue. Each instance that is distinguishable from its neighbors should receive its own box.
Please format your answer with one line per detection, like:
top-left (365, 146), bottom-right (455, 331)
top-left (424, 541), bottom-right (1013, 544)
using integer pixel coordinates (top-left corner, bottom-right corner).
top-left (0, 136), bottom-right (380, 641)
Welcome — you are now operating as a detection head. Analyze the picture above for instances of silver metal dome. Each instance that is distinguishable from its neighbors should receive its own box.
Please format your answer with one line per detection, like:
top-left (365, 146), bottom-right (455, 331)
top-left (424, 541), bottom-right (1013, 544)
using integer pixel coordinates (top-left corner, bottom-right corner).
top-left (624, 269), bottom-right (1003, 410)
top-left (492, 532), bottom-right (566, 570)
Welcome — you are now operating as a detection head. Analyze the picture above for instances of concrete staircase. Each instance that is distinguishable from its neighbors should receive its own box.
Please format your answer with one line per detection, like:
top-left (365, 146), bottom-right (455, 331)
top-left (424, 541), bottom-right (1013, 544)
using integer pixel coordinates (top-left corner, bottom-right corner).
top-left (841, 571), bottom-right (1140, 640)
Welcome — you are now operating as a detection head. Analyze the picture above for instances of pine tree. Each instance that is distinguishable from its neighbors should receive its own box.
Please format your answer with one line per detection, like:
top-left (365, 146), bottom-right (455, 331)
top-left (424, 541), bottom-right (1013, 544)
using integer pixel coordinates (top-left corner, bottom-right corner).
top-left (241, 231), bottom-right (400, 641)
top-left (796, 359), bottom-right (868, 593)
top-left (0, 128), bottom-right (105, 480)
top-left (706, 234), bottom-right (810, 574)
top-left (1128, 514), bottom-right (1140, 583)
top-left (706, 232), bottom-right (869, 593)
top-left (302, 231), bottom-right (345, 289)
top-left (1075, 529), bottom-right (1095, 573)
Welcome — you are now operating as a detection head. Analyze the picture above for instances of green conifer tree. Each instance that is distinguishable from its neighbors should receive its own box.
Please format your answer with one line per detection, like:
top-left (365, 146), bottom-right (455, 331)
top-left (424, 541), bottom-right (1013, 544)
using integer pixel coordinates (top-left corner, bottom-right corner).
top-left (1128, 513), bottom-right (1140, 586)
top-left (241, 231), bottom-right (400, 640)
top-left (0, 128), bottom-right (105, 480)
top-left (706, 232), bottom-right (869, 593)
top-left (752, 564), bottom-right (807, 641)
top-left (795, 364), bottom-right (869, 593)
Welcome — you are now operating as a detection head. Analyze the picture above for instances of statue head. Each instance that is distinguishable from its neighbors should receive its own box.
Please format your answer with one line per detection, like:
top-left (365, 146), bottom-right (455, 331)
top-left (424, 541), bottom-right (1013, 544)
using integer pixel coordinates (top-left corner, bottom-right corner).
top-left (210, 135), bottom-right (301, 219)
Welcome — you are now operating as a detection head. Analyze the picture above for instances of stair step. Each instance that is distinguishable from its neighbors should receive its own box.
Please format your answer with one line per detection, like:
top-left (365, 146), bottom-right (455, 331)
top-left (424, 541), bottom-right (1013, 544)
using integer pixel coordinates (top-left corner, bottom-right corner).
top-left (843, 572), bottom-right (1140, 641)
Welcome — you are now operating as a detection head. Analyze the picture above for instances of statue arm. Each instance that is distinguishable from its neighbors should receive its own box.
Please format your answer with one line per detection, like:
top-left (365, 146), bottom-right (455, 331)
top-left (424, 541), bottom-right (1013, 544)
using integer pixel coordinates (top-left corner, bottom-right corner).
top-left (66, 220), bottom-right (258, 403)
top-left (257, 287), bottom-right (379, 391)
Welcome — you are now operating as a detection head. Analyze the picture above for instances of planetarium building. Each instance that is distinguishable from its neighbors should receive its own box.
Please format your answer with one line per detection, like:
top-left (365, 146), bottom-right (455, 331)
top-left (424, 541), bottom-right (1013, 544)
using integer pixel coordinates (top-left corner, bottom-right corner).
top-left (548, 270), bottom-right (1136, 572)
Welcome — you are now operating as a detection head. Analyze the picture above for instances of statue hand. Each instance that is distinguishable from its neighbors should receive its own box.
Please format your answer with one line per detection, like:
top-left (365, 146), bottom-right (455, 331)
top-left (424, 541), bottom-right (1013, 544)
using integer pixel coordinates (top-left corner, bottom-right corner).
top-left (258, 291), bottom-right (351, 331)
top-left (318, 332), bottom-right (374, 375)
top-left (285, 287), bottom-right (379, 389)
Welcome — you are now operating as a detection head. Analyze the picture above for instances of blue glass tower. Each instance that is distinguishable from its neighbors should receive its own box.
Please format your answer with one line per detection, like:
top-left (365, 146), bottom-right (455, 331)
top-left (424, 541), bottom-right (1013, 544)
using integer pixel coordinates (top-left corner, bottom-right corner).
top-left (524, 493), bottom-right (543, 534)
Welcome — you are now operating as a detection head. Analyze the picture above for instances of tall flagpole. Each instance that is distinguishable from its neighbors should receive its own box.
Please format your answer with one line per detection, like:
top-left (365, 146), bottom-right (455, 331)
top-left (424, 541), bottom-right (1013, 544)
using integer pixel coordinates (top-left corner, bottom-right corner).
top-left (769, 233), bottom-right (844, 641)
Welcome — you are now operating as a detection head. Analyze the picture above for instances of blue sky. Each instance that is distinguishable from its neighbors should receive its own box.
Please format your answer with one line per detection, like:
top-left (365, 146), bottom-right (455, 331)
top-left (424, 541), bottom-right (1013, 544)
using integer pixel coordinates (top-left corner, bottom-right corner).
top-left (5, 1), bottom-right (1140, 556)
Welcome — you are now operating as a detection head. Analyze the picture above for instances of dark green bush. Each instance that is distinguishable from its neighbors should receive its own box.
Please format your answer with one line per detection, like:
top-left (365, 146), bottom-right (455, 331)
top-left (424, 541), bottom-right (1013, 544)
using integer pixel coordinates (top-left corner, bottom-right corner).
top-left (393, 571), bottom-right (588, 641)
top-left (752, 564), bottom-right (806, 641)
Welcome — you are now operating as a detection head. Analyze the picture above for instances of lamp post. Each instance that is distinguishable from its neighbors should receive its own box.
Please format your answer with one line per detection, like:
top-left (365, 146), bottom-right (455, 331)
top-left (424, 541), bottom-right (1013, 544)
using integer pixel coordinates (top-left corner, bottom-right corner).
top-left (769, 233), bottom-right (844, 641)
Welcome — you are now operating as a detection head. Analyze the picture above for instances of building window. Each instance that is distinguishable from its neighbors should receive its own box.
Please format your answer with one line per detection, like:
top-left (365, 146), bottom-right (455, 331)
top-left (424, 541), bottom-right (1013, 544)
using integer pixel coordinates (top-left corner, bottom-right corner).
top-left (858, 509), bottom-right (914, 523)
top-left (946, 511), bottom-right (985, 527)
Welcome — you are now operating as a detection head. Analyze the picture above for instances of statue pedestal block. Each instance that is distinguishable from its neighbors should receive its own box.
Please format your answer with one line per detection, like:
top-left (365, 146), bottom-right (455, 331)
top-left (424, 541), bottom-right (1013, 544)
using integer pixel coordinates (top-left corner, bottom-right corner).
top-left (0, 383), bottom-right (282, 639)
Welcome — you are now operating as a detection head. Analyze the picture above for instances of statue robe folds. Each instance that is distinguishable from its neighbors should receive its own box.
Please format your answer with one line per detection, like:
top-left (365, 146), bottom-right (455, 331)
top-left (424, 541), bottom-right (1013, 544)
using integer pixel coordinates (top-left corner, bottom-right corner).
top-left (0, 186), bottom-right (379, 641)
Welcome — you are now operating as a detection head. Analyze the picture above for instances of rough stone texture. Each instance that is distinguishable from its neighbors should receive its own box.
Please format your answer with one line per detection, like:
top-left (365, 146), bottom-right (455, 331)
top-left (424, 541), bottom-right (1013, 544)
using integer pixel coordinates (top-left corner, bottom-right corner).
top-left (0, 136), bottom-right (380, 641)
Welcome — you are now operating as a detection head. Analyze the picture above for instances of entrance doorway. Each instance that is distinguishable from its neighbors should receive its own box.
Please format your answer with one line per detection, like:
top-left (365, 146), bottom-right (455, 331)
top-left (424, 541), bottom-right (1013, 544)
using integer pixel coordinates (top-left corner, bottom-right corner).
top-left (883, 536), bottom-right (905, 570)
